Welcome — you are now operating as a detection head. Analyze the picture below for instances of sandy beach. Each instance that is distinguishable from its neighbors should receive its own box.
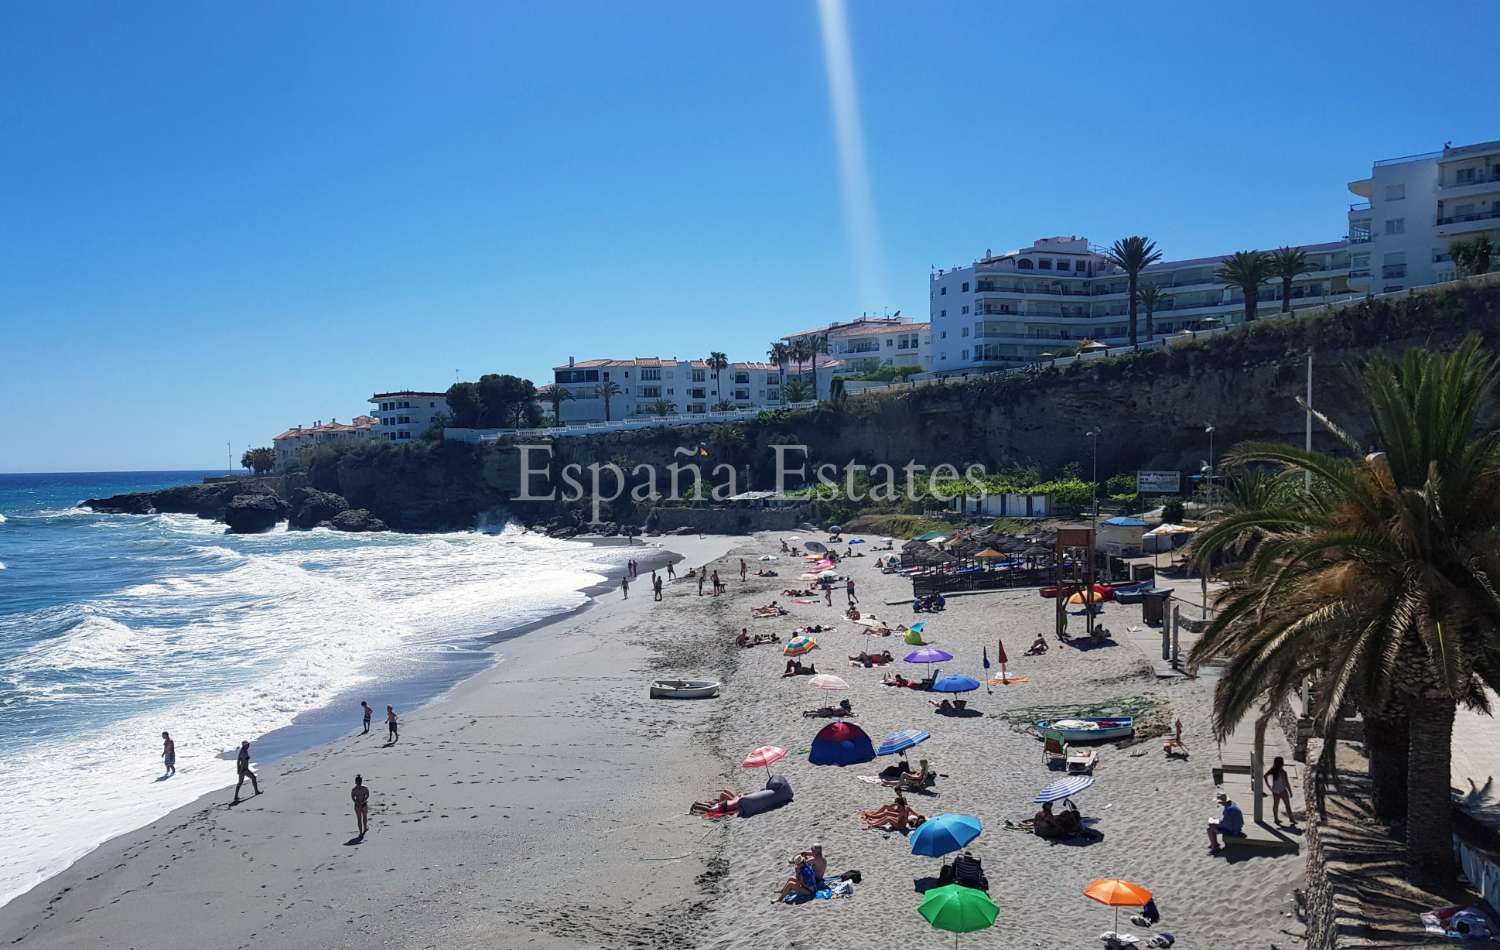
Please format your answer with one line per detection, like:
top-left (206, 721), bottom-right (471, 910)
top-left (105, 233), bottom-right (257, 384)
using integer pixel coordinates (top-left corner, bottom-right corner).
top-left (0, 531), bottom-right (1306, 949)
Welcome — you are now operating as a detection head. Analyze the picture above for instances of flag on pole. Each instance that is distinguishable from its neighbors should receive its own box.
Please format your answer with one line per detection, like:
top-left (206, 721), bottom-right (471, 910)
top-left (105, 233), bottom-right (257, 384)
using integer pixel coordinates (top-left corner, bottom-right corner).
top-left (983, 645), bottom-right (992, 694)
top-left (996, 637), bottom-right (1009, 685)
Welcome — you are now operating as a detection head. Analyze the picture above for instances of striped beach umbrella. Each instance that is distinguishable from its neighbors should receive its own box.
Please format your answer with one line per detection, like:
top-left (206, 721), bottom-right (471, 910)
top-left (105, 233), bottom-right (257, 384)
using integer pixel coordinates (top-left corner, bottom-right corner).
top-left (877, 728), bottom-right (930, 756)
top-left (742, 745), bottom-right (787, 778)
top-left (784, 636), bottom-right (817, 656)
top-left (1034, 775), bottom-right (1094, 803)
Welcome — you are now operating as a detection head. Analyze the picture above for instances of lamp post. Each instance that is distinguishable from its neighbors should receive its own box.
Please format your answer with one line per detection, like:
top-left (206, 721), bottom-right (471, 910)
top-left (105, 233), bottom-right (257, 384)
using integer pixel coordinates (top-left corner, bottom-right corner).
top-left (1204, 424), bottom-right (1216, 508)
top-left (1085, 429), bottom-right (1100, 529)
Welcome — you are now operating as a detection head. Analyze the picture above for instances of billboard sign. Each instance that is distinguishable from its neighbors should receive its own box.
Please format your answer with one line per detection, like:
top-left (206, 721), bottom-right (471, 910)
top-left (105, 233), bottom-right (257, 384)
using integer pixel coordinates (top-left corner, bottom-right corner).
top-left (1136, 470), bottom-right (1181, 494)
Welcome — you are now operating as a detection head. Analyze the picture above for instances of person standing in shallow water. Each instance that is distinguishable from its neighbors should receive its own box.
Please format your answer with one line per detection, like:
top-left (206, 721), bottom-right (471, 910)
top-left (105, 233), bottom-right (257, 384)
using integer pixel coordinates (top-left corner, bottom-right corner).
top-left (233, 741), bottom-right (259, 801)
top-left (351, 774), bottom-right (370, 837)
top-left (361, 701), bottom-right (373, 735)
top-left (386, 705), bottom-right (399, 743)
top-left (621, 574), bottom-right (630, 599)
top-left (161, 731), bottom-right (175, 777)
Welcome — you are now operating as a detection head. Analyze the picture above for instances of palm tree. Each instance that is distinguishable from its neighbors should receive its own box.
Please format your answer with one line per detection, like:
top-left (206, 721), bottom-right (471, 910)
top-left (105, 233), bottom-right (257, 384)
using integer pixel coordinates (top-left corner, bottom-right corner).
top-left (1105, 236), bottom-right (1163, 347)
top-left (598, 380), bottom-right (622, 422)
top-left (1216, 250), bottom-right (1273, 324)
top-left (240, 447), bottom-right (276, 474)
top-left (1188, 336), bottom-right (1500, 884)
top-left (780, 378), bottom-right (814, 403)
top-left (768, 341), bottom-right (791, 394)
top-left (711, 399), bottom-right (735, 412)
top-left (790, 337), bottom-right (811, 386)
top-left (645, 398), bottom-right (675, 416)
top-left (537, 384), bottom-right (573, 425)
top-left (808, 334), bottom-right (830, 401)
top-left (1450, 236), bottom-right (1495, 278)
top-left (1136, 285), bottom-right (1167, 342)
top-left (706, 351), bottom-right (729, 406)
top-left (1269, 246), bottom-right (1312, 314)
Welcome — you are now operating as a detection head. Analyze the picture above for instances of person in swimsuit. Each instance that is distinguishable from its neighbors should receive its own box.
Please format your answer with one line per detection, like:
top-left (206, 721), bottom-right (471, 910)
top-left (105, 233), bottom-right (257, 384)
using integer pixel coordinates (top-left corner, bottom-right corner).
top-left (233, 741), bottom-right (259, 801)
top-left (386, 705), bottom-right (399, 742)
top-left (351, 774), bottom-right (370, 836)
top-left (361, 701), bottom-right (373, 734)
top-left (740, 558), bottom-right (747, 581)
top-left (621, 574), bottom-right (629, 599)
top-left (1265, 755), bottom-right (1295, 825)
top-left (161, 731), bottom-right (175, 777)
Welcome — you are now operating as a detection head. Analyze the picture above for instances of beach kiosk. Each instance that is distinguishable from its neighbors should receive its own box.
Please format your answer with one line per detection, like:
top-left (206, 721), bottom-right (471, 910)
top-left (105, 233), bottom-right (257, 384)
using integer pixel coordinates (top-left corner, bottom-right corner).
top-left (1098, 516), bottom-right (1146, 557)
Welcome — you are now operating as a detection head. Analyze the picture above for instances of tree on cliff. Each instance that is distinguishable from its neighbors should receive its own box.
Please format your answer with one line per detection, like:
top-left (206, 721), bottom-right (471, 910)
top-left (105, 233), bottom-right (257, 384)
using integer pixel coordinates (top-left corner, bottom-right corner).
top-left (1136, 284), bottom-right (1166, 342)
top-left (1216, 251), bottom-right (1273, 324)
top-left (1189, 336), bottom-right (1500, 885)
top-left (780, 378), bottom-right (814, 403)
top-left (706, 352), bottom-right (729, 406)
top-left (447, 375), bottom-right (540, 429)
top-left (1449, 236), bottom-right (1494, 278)
top-left (767, 341), bottom-right (790, 394)
top-left (537, 384), bottom-right (572, 425)
top-left (645, 398), bottom-right (675, 416)
top-left (1269, 246), bottom-right (1312, 313)
top-left (599, 380), bottom-right (622, 421)
top-left (1105, 236), bottom-right (1163, 347)
top-left (240, 447), bottom-right (276, 474)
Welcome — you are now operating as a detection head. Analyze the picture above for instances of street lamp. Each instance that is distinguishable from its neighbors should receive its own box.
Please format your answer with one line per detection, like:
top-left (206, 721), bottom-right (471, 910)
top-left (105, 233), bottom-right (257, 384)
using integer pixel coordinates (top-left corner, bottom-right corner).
top-left (1085, 429), bottom-right (1100, 529)
top-left (1204, 424), bottom-right (1216, 507)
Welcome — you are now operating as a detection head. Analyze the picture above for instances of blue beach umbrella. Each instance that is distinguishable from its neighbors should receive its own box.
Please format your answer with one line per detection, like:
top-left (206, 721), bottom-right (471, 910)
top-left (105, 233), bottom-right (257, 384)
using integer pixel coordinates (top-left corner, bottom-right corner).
top-left (1034, 775), bottom-right (1095, 803)
top-left (877, 728), bottom-right (931, 756)
top-left (911, 813), bottom-right (983, 857)
top-left (849, 538), bottom-right (866, 544)
top-left (932, 675), bottom-right (981, 694)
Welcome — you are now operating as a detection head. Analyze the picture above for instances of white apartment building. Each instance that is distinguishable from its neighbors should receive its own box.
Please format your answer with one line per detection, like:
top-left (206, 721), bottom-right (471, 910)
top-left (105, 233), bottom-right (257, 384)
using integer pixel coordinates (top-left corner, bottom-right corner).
top-left (928, 236), bottom-right (1351, 370)
top-left (1347, 139), bottom-right (1500, 293)
top-left (271, 416), bottom-right (377, 471)
top-left (781, 315), bottom-right (930, 396)
top-left (369, 391), bottom-right (448, 442)
top-left (552, 357), bottom-right (786, 424)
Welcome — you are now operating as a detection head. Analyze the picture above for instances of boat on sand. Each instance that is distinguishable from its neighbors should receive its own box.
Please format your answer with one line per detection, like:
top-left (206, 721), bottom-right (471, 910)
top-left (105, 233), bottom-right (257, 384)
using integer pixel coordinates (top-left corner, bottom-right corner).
top-left (1034, 717), bottom-right (1135, 742)
top-left (650, 679), bottom-right (721, 700)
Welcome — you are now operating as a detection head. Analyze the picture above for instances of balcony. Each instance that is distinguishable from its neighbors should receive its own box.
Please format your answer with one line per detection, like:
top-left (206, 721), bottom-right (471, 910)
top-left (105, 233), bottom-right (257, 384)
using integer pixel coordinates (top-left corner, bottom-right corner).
top-left (1349, 201), bottom-right (1371, 212)
top-left (1347, 232), bottom-right (1373, 244)
top-left (1437, 208), bottom-right (1500, 226)
top-left (974, 283), bottom-right (1091, 297)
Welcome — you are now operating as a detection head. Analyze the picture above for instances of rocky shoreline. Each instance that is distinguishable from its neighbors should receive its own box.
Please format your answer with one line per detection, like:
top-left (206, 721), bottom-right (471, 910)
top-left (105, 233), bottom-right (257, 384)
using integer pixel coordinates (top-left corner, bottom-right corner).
top-left (84, 480), bottom-right (388, 534)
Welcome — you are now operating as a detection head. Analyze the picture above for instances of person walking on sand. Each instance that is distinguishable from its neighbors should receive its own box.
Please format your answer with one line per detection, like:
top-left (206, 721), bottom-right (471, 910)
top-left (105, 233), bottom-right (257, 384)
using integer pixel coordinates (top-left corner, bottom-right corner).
top-left (233, 741), bottom-right (260, 801)
top-left (161, 731), bottom-right (176, 777)
top-left (711, 570), bottom-right (723, 596)
top-left (740, 558), bottom-right (747, 582)
top-left (846, 578), bottom-right (858, 606)
top-left (351, 774), bottom-right (370, 837)
top-left (666, 561), bottom-right (675, 580)
top-left (653, 573), bottom-right (663, 602)
top-left (824, 584), bottom-right (833, 606)
top-left (386, 705), bottom-right (399, 743)
top-left (621, 574), bottom-right (630, 599)
top-left (698, 570), bottom-right (706, 596)
top-left (361, 700), bottom-right (373, 735)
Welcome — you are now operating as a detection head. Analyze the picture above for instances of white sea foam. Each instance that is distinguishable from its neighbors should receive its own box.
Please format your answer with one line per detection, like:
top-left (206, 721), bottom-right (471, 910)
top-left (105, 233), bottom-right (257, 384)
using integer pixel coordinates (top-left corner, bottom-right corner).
top-left (0, 521), bottom-right (632, 908)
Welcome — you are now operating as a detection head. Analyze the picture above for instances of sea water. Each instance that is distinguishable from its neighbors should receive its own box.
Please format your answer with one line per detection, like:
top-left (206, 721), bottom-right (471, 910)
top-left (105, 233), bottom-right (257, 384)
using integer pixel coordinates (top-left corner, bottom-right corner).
top-left (0, 471), bottom-right (633, 907)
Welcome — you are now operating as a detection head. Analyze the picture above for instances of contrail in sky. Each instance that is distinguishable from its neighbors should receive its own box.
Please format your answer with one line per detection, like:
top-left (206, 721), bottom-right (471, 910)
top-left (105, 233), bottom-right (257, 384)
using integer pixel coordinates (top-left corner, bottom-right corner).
top-left (817, 0), bottom-right (886, 310)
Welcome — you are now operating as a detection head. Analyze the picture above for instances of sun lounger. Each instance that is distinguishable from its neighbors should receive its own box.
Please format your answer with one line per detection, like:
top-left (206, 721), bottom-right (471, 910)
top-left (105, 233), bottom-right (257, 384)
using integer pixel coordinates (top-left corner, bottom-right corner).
top-left (1042, 731), bottom-right (1097, 773)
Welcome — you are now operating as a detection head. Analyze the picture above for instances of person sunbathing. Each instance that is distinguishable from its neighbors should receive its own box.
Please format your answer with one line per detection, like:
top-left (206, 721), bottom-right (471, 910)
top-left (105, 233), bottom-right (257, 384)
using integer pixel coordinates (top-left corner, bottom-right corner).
top-left (845, 606), bottom-right (861, 620)
top-left (858, 790), bottom-right (925, 831)
top-left (888, 758), bottom-right (933, 790)
top-left (735, 628), bottom-right (751, 647)
top-left (752, 601), bottom-right (788, 616)
top-left (781, 659), bottom-right (818, 677)
top-left (1024, 634), bottom-right (1048, 656)
top-left (881, 672), bottom-right (911, 687)
top-left (753, 569), bottom-right (778, 577)
top-left (690, 789), bottom-right (742, 814)
top-left (1030, 801), bottom-right (1060, 838)
top-left (802, 698), bottom-right (853, 718)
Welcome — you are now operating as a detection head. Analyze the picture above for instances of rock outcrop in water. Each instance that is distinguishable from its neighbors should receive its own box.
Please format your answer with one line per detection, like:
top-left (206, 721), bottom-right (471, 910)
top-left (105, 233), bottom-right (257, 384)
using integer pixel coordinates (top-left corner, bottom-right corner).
top-left (224, 493), bottom-right (288, 533)
top-left (328, 508), bottom-right (387, 532)
top-left (287, 488), bottom-right (349, 530)
top-left (85, 481), bottom-right (254, 518)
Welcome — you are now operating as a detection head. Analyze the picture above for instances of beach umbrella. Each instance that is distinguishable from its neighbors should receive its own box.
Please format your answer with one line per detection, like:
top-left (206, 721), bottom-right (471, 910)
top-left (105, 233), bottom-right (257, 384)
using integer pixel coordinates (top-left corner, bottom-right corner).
top-left (818, 570), bottom-right (840, 579)
top-left (807, 674), bottom-right (849, 691)
top-left (828, 524), bottom-right (843, 534)
top-left (918, 884), bottom-right (999, 947)
top-left (849, 538), bottom-right (865, 544)
top-left (932, 674), bottom-right (981, 694)
top-left (910, 813), bottom-right (983, 857)
top-left (905, 648), bottom-right (953, 664)
top-left (784, 636), bottom-right (817, 656)
top-left (876, 728), bottom-right (930, 756)
top-left (973, 548), bottom-right (1004, 560)
top-left (1034, 775), bottom-right (1094, 803)
top-left (742, 744), bottom-right (786, 780)
top-left (1084, 878), bottom-right (1153, 937)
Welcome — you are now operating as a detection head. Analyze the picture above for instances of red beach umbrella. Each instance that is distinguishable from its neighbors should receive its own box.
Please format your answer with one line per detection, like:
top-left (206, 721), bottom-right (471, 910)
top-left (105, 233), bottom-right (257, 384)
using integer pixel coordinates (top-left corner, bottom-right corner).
top-left (743, 745), bottom-right (787, 778)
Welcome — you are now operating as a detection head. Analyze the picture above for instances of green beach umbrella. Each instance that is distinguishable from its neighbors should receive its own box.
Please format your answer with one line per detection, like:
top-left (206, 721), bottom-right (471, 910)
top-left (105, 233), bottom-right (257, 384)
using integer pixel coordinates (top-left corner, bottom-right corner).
top-left (918, 884), bottom-right (999, 947)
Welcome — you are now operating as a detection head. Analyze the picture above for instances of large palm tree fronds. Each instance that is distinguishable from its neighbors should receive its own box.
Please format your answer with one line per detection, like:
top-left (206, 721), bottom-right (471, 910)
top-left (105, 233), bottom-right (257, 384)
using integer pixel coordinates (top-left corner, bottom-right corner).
top-left (1269, 246), bottom-right (1312, 313)
top-left (1106, 236), bottom-right (1163, 347)
top-left (1216, 250), bottom-right (1273, 323)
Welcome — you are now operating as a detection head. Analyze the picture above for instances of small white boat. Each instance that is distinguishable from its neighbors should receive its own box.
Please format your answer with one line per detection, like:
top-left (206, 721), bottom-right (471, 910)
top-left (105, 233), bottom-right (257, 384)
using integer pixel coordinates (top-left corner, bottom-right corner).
top-left (1035, 717), bottom-right (1135, 742)
top-left (650, 679), bottom-right (721, 700)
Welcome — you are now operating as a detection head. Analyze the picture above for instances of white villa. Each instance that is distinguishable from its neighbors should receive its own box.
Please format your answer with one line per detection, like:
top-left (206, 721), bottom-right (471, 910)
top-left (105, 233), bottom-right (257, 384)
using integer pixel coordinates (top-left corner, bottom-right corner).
top-left (369, 391), bottom-right (448, 442)
top-left (271, 416), bottom-right (378, 471)
top-left (781, 315), bottom-right (930, 397)
top-left (552, 357), bottom-right (787, 424)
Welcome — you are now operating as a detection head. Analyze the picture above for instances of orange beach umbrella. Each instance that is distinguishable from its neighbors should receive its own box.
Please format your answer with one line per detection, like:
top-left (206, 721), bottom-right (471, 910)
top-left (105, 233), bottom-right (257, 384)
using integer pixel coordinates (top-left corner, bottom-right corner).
top-left (1083, 878), bottom-right (1152, 936)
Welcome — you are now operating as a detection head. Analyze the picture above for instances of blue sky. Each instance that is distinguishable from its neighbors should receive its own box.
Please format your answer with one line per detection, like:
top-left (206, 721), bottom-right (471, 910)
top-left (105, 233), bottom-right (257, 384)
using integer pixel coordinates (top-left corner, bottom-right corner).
top-left (2, 1), bottom-right (1496, 471)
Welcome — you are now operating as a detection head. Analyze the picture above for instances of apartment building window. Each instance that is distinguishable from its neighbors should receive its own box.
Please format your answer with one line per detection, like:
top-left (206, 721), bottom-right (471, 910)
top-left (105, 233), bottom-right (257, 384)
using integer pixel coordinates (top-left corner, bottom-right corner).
top-left (1075, 260), bottom-right (1087, 272)
top-left (1038, 259), bottom-right (1052, 270)
top-left (1456, 167), bottom-right (1476, 184)
top-left (734, 372), bottom-right (749, 384)
top-left (690, 388), bottom-right (706, 399)
top-left (961, 305), bottom-right (969, 314)
top-left (961, 327), bottom-right (969, 337)
top-left (940, 286), bottom-right (947, 295)
top-left (1056, 261), bottom-right (1069, 270)
top-left (641, 386), bottom-right (661, 398)
top-left (940, 331), bottom-right (947, 339)
top-left (1017, 259), bottom-right (1033, 270)
top-left (885, 338), bottom-right (893, 347)
top-left (735, 389), bottom-right (750, 400)
top-left (961, 349), bottom-right (970, 360)
top-left (666, 388), bottom-right (674, 395)
top-left (961, 281), bottom-right (969, 292)
top-left (692, 369), bottom-right (705, 382)
top-left (1384, 218), bottom-right (1405, 235)
top-left (1382, 251), bottom-right (1406, 280)
top-left (640, 368), bottom-right (660, 380)
top-left (940, 309), bottom-right (946, 317)
top-left (1384, 183), bottom-right (1405, 201)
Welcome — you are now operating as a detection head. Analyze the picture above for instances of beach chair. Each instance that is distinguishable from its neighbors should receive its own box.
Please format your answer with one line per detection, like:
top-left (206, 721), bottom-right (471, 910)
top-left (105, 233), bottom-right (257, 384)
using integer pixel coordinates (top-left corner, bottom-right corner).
top-left (1043, 731), bottom-right (1097, 773)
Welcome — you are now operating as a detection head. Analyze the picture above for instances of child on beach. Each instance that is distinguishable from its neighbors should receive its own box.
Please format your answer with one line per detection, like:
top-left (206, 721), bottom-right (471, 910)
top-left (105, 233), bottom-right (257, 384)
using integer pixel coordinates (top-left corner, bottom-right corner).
top-left (161, 731), bottom-right (175, 777)
top-left (351, 774), bottom-right (370, 837)
top-left (386, 705), bottom-right (399, 743)
top-left (361, 701), bottom-right (373, 734)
